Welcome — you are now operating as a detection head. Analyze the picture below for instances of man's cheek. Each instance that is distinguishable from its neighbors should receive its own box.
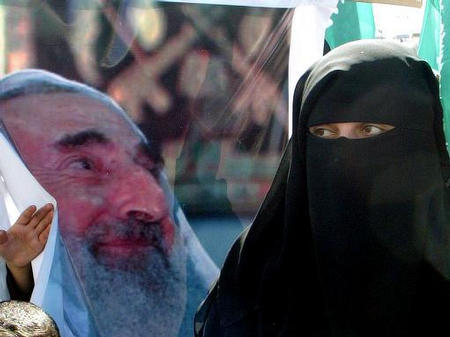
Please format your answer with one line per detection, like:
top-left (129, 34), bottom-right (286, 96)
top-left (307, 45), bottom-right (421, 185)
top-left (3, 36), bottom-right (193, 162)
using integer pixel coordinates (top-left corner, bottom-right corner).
top-left (26, 173), bottom-right (98, 237)
top-left (56, 197), bottom-right (99, 237)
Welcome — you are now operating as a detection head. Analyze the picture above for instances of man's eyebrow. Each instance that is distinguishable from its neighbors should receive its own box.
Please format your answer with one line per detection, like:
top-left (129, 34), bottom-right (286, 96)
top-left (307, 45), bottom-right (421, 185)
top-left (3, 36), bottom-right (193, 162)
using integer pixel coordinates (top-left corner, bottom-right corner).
top-left (56, 129), bottom-right (110, 148)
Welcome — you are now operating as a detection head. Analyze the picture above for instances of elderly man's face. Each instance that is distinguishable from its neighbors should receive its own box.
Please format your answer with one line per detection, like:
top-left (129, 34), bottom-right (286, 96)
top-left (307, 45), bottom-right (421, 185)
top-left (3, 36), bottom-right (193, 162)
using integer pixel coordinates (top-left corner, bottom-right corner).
top-left (0, 93), bottom-right (175, 271)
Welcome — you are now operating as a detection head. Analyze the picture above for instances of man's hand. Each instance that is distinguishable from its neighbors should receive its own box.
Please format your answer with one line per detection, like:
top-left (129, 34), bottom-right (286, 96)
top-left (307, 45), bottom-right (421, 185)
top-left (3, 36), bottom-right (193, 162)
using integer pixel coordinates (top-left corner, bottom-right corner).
top-left (0, 203), bottom-right (54, 298)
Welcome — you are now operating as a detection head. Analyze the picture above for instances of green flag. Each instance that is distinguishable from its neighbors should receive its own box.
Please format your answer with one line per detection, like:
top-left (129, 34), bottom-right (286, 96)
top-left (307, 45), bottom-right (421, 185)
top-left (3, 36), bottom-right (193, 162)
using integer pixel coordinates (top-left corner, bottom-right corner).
top-left (418, 0), bottom-right (450, 147)
top-left (418, 0), bottom-right (440, 71)
top-left (440, 0), bottom-right (450, 143)
top-left (325, 0), bottom-right (375, 49)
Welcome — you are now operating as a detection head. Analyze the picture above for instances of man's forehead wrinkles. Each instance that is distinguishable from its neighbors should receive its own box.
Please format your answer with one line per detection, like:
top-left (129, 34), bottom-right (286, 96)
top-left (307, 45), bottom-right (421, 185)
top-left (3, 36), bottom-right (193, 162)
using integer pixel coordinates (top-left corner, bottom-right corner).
top-left (1, 92), bottom-right (143, 152)
top-left (3, 92), bottom-right (120, 119)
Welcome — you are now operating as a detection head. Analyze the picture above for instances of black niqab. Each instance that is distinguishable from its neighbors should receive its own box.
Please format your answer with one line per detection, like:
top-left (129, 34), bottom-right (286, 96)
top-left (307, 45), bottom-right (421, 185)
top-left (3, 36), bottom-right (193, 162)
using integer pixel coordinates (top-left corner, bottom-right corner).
top-left (195, 40), bottom-right (450, 337)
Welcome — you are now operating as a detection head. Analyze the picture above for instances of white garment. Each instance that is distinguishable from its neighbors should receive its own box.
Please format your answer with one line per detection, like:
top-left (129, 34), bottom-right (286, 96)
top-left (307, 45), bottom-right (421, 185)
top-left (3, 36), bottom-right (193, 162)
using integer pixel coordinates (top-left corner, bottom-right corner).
top-left (158, 0), bottom-right (337, 8)
top-left (0, 130), bottom-right (57, 304)
top-left (288, 2), bottom-right (339, 136)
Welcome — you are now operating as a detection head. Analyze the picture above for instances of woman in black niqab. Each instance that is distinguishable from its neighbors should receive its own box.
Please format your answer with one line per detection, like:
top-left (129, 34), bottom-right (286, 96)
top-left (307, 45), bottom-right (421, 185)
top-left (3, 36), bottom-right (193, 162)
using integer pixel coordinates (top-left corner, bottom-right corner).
top-left (195, 40), bottom-right (450, 337)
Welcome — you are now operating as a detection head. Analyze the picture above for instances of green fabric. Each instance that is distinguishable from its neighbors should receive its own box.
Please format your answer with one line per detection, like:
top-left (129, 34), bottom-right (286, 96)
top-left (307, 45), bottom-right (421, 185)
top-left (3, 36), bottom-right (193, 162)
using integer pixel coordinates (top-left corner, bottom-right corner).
top-left (325, 0), bottom-right (375, 50)
top-left (440, 0), bottom-right (450, 142)
top-left (418, 0), bottom-right (450, 147)
top-left (418, 0), bottom-right (440, 70)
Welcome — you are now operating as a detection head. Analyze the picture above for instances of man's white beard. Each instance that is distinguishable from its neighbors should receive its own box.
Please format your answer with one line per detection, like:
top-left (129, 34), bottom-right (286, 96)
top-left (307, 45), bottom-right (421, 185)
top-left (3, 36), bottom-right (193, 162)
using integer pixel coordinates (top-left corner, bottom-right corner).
top-left (64, 232), bottom-right (187, 337)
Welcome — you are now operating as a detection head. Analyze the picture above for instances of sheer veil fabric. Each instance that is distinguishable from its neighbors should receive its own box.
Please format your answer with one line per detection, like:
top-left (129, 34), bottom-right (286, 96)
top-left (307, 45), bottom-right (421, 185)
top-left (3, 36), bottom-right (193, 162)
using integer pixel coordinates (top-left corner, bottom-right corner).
top-left (195, 40), bottom-right (450, 337)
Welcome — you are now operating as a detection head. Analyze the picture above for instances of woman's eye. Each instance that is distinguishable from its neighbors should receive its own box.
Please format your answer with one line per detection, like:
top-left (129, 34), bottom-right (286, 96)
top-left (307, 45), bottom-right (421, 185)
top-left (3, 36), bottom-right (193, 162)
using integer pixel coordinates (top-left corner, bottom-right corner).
top-left (310, 127), bottom-right (336, 138)
top-left (361, 124), bottom-right (384, 136)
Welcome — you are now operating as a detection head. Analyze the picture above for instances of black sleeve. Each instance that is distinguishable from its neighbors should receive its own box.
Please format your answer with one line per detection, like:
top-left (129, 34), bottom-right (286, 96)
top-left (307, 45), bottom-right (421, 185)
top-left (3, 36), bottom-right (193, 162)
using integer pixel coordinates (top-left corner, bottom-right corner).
top-left (195, 281), bottom-right (224, 337)
top-left (6, 266), bottom-right (33, 301)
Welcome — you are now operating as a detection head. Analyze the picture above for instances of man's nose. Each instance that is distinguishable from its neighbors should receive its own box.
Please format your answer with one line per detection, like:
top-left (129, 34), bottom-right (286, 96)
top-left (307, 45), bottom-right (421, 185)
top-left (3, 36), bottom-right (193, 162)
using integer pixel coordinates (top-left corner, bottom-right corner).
top-left (106, 165), bottom-right (168, 221)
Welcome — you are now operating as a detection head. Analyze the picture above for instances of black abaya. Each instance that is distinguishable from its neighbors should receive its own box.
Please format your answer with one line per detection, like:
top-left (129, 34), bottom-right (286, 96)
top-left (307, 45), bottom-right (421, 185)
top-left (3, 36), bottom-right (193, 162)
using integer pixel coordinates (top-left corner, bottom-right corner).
top-left (195, 40), bottom-right (450, 337)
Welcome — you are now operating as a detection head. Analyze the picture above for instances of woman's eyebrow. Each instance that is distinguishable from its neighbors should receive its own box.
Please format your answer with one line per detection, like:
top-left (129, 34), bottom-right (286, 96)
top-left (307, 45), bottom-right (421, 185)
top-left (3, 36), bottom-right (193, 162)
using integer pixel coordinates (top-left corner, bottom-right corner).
top-left (55, 129), bottom-right (110, 149)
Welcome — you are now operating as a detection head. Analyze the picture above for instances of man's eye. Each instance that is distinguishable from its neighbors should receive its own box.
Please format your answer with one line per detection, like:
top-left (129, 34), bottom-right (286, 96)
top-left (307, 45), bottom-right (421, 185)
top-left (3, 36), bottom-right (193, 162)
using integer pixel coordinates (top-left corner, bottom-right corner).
top-left (67, 158), bottom-right (95, 170)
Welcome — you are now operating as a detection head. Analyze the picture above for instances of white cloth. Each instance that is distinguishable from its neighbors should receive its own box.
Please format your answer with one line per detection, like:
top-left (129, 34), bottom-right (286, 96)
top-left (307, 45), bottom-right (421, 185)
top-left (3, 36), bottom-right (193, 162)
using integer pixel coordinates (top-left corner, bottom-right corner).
top-left (0, 131), bottom-right (57, 304)
top-left (288, 2), bottom-right (339, 136)
top-left (158, 0), bottom-right (337, 8)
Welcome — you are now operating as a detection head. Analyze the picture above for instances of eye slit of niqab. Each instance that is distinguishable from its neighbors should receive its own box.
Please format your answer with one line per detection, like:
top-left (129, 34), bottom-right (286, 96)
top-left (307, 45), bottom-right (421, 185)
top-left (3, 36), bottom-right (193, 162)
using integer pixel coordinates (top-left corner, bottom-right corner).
top-left (308, 122), bottom-right (395, 139)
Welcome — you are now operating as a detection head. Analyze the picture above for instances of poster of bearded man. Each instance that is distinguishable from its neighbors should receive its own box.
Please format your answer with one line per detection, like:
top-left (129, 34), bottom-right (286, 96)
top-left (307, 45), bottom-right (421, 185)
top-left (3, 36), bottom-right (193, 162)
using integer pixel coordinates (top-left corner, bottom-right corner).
top-left (0, 69), bottom-right (218, 337)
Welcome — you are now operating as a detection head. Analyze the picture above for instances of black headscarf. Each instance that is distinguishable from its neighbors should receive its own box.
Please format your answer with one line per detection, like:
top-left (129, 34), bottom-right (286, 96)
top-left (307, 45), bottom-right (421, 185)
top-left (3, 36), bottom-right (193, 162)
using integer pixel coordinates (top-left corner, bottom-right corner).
top-left (195, 40), bottom-right (450, 337)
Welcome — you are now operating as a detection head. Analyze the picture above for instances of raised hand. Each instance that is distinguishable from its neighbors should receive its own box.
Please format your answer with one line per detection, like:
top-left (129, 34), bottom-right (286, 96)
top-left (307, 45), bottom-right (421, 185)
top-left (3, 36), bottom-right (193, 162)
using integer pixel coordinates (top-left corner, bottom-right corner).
top-left (0, 203), bottom-right (54, 297)
top-left (0, 203), bottom-right (54, 268)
